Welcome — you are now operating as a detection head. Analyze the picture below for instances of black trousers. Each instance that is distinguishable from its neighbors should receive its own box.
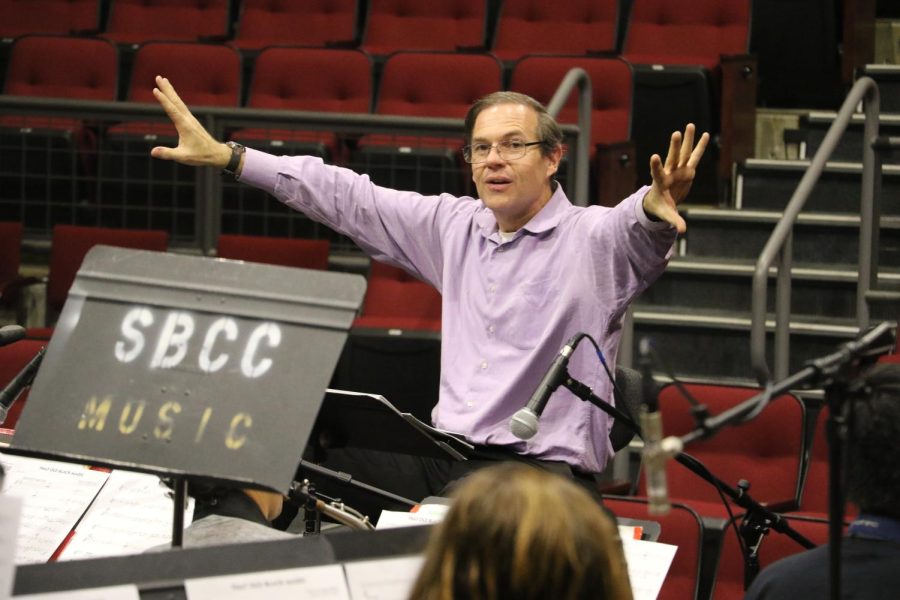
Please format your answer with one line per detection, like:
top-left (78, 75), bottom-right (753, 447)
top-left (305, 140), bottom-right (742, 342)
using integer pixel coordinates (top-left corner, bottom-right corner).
top-left (294, 444), bottom-right (602, 525)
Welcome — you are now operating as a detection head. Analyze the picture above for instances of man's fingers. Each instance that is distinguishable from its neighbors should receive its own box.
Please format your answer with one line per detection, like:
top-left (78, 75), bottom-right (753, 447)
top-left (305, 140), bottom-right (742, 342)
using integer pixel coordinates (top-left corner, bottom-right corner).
top-left (155, 76), bottom-right (189, 114)
top-left (664, 131), bottom-right (681, 171)
top-left (679, 124), bottom-right (696, 166)
top-left (650, 153), bottom-right (666, 183)
top-left (687, 132), bottom-right (710, 169)
top-left (150, 146), bottom-right (177, 161)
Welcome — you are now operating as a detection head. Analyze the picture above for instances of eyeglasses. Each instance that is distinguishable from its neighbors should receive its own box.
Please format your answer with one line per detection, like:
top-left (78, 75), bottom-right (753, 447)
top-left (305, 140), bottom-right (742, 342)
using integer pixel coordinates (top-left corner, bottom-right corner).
top-left (462, 140), bottom-right (544, 164)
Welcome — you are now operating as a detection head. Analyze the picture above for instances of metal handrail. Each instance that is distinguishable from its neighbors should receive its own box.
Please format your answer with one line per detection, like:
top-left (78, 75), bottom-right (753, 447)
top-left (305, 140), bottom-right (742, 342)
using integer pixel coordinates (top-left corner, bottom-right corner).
top-left (750, 77), bottom-right (881, 385)
top-left (546, 67), bottom-right (592, 207)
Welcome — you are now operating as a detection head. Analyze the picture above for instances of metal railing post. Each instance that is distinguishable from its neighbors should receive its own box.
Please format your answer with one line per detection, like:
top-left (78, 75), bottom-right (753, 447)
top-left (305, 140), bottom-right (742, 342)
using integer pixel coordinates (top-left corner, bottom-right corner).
top-left (546, 68), bottom-right (592, 207)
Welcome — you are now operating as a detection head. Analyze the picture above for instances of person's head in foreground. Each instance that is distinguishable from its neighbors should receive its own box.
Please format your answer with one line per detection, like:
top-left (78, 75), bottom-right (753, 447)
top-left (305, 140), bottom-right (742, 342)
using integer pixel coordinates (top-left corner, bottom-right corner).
top-left (408, 462), bottom-right (633, 600)
top-left (845, 362), bottom-right (900, 519)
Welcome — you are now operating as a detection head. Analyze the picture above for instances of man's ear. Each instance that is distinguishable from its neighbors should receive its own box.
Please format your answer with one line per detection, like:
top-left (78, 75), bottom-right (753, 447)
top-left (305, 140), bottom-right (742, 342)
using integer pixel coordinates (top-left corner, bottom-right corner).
top-left (547, 144), bottom-right (564, 176)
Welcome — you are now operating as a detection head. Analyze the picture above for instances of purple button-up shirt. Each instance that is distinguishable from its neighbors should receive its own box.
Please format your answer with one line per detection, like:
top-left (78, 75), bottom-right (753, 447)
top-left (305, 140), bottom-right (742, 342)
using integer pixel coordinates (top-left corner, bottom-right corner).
top-left (239, 150), bottom-right (675, 472)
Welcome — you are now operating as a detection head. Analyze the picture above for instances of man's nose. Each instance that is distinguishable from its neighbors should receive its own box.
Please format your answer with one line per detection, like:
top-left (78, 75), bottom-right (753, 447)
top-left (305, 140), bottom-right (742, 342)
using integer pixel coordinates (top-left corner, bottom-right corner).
top-left (485, 144), bottom-right (505, 164)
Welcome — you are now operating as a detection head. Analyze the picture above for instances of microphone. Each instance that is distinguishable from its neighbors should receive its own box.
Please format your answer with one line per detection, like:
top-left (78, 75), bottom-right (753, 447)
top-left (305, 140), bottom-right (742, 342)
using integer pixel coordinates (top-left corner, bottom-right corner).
top-left (0, 325), bottom-right (25, 347)
top-left (0, 346), bottom-right (45, 425)
top-left (638, 337), bottom-right (672, 515)
top-left (510, 333), bottom-right (583, 440)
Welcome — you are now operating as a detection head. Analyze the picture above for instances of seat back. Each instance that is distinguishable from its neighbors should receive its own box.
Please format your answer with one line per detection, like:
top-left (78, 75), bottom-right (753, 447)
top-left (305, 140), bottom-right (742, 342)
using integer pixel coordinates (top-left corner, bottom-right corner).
top-left (46, 225), bottom-right (169, 312)
top-left (640, 383), bottom-right (806, 513)
top-left (376, 51), bottom-right (502, 118)
top-left (603, 496), bottom-right (704, 600)
top-left (623, 0), bottom-right (751, 68)
top-left (355, 260), bottom-right (441, 330)
top-left (127, 42), bottom-right (241, 106)
top-left (510, 54), bottom-right (633, 146)
top-left (491, 0), bottom-right (619, 62)
top-left (0, 221), bottom-right (23, 288)
top-left (5, 35), bottom-right (117, 100)
top-left (0, 339), bottom-right (47, 429)
top-left (216, 234), bottom-right (330, 270)
top-left (233, 0), bottom-right (358, 49)
top-left (711, 514), bottom-right (834, 599)
top-left (104, 0), bottom-right (229, 44)
top-left (0, 0), bottom-right (100, 37)
top-left (361, 0), bottom-right (487, 56)
top-left (248, 47), bottom-right (372, 113)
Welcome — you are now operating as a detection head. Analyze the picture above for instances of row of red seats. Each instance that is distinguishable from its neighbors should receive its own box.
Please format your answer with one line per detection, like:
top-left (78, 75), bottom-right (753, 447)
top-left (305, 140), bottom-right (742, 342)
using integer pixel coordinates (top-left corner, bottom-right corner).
top-left (1, 0), bottom-right (750, 68)
top-left (2, 37), bottom-right (637, 206)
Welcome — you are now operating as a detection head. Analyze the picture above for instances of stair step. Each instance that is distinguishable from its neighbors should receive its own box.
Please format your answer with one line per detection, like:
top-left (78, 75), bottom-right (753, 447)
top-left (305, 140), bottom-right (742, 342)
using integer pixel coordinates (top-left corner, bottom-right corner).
top-left (793, 112), bottom-right (900, 163)
top-left (858, 64), bottom-right (900, 113)
top-left (734, 158), bottom-right (900, 214)
top-left (680, 207), bottom-right (900, 268)
top-left (639, 257), bottom-right (900, 321)
top-left (631, 310), bottom-right (863, 381)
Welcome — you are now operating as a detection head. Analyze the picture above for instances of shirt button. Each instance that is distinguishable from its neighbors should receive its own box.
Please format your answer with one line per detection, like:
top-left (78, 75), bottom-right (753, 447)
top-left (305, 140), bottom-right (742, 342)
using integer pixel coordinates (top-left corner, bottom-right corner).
top-left (488, 325), bottom-right (495, 334)
top-left (488, 284), bottom-right (496, 293)
top-left (466, 401), bottom-right (474, 408)
top-left (480, 361), bottom-right (488, 370)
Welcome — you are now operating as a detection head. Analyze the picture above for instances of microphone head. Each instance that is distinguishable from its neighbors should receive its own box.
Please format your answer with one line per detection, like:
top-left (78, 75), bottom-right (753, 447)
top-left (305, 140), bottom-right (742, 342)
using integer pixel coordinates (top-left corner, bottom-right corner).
top-left (509, 408), bottom-right (539, 440)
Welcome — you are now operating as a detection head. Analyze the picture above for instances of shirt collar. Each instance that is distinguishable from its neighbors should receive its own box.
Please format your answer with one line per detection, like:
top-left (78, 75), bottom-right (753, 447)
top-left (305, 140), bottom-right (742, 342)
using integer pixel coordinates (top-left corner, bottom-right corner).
top-left (475, 181), bottom-right (570, 239)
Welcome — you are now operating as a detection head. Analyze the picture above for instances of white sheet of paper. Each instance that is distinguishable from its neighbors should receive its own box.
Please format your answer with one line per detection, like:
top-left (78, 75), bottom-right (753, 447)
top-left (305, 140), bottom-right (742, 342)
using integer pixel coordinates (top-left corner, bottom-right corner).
top-left (344, 555), bottom-right (424, 600)
top-left (58, 470), bottom-right (195, 560)
top-left (622, 538), bottom-right (678, 600)
top-left (376, 506), bottom-right (447, 530)
top-left (0, 495), bottom-right (22, 600)
top-left (185, 564), bottom-right (351, 600)
top-left (13, 584), bottom-right (140, 600)
top-left (0, 454), bottom-right (109, 564)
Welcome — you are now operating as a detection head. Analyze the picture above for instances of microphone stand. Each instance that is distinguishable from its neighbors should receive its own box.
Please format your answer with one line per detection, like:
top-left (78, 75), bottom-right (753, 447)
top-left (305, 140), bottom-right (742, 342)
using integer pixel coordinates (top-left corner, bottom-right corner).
top-left (665, 322), bottom-right (895, 598)
top-left (560, 374), bottom-right (816, 587)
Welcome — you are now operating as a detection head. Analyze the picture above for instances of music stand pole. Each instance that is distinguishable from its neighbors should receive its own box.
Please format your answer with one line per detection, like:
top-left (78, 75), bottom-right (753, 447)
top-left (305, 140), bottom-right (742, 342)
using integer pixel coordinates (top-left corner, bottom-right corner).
top-left (171, 477), bottom-right (186, 548)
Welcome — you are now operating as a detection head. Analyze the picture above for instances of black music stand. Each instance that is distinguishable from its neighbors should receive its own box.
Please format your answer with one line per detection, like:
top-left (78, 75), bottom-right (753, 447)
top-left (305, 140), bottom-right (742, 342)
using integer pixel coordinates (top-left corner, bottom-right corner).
top-left (311, 389), bottom-right (473, 461)
top-left (5, 246), bottom-right (367, 546)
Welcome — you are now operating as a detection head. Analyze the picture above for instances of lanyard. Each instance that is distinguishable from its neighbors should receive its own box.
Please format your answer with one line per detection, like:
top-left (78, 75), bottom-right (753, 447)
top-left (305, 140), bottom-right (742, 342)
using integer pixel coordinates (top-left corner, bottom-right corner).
top-left (848, 514), bottom-right (900, 543)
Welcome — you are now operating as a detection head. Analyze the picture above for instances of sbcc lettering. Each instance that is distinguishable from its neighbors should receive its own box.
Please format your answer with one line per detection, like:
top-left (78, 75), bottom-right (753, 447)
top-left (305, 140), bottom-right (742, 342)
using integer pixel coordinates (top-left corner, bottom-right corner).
top-left (113, 308), bottom-right (281, 378)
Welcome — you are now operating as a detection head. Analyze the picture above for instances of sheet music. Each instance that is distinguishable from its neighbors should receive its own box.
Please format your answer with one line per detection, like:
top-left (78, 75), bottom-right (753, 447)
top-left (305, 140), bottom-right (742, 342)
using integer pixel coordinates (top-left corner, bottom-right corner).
top-left (0, 454), bottom-right (109, 564)
top-left (185, 564), bottom-right (350, 600)
top-left (0, 495), bottom-right (22, 600)
top-left (622, 538), bottom-right (678, 600)
top-left (376, 503), bottom-right (449, 530)
top-left (58, 470), bottom-right (195, 560)
top-left (344, 555), bottom-right (424, 600)
top-left (14, 584), bottom-right (140, 600)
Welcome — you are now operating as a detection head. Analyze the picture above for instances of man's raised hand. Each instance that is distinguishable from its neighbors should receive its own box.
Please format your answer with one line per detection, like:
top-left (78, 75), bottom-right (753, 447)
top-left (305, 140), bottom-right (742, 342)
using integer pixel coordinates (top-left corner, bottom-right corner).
top-left (641, 123), bottom-right (710, 233)
top-left (150, 75), bottom-right (230, 168)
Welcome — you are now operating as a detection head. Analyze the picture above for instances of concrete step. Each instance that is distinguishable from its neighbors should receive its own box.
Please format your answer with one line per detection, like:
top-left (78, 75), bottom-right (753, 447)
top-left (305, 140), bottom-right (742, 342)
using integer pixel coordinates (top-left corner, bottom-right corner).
top-left (638, 257), bottom-right (900, 322)
top-left (790, 112), bottom-right (900, 163)
top-left (858, 65), bottom-right (900, 113)
top-left (680, 207), bottom-right (900, 268)
top-left (631, 309), bottom-right (862, 381)
top-left (733, 158), bottom-right (900, 214)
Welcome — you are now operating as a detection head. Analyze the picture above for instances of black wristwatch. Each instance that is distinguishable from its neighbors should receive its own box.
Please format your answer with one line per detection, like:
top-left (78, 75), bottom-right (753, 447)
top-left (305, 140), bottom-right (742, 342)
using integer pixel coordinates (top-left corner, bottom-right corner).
top-left (223, 141), bottom-right (245, 179)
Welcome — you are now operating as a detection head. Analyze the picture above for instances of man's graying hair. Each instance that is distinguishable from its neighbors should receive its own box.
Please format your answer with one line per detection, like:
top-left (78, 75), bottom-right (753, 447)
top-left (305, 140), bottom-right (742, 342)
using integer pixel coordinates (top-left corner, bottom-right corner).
top-left (464, 91), bottom-right (565, 157)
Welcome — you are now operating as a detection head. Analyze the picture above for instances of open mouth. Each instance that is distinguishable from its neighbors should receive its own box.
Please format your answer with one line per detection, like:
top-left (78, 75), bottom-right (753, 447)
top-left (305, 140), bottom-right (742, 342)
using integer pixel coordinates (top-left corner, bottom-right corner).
top-left (485, 175), bottom-right (512, 192)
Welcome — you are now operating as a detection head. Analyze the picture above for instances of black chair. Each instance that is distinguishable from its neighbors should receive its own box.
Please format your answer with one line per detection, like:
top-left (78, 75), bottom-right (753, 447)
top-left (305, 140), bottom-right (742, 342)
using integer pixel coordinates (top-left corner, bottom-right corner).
top-left (609, 365), bottom-right (642, 452)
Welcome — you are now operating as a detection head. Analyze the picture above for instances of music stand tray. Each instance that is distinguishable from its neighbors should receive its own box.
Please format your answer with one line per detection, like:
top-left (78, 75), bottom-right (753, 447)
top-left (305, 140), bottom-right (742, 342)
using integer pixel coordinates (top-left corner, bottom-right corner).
top-left (311, 389), bottom-right (473, 461)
